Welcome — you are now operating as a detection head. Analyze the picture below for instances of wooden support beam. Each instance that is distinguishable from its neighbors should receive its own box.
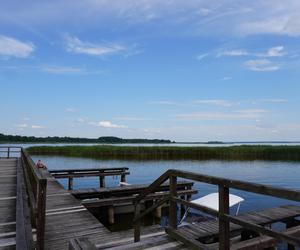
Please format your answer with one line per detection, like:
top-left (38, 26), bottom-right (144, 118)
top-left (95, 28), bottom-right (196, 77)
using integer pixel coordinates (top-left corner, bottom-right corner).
top-left (169, 175), bottom-right (177, 229)
top-left (219, 185), bottom-right (230, 250)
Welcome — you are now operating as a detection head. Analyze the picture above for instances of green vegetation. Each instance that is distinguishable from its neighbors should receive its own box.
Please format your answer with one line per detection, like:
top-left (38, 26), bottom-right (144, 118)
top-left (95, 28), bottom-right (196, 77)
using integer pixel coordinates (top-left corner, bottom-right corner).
top-left (0, 133), bottom-right (172, 144)
top-left (27, 145), bottom-right (300, 161)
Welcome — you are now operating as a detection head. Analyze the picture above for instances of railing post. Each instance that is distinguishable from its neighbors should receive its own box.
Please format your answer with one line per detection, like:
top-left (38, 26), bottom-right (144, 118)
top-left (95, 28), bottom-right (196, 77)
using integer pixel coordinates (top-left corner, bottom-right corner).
top-left (68, 176), bottom-right (74, 190)
top-left (169, 174), bottom-right (177, 229)
top-left (219, 185), bottom-right (230, 250)
top-left (7, 147), bottom-right (10, 158)
top-left (36, 179), bottom-right (47, 250)
top-left (134, 202), bottom-right (141, 242)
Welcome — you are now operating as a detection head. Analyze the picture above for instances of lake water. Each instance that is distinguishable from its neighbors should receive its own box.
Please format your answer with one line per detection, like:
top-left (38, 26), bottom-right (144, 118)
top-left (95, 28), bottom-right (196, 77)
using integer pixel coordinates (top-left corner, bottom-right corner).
top-left (31, 155), bottom-right (300, 214)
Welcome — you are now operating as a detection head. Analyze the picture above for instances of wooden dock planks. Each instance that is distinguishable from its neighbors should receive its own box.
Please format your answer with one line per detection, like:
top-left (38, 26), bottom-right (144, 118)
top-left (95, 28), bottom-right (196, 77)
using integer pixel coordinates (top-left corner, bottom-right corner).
top-left (0, 159), bottom-right (17, 249)
top-left (38, 170), bottom-right (109, 249)
top-left (41, 169), bottom-right (172, 249)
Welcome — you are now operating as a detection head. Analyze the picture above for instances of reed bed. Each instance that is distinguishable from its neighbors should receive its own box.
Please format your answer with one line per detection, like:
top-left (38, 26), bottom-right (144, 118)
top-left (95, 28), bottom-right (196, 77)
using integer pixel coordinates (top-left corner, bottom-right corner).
top-left (27, 145), bottom-right (300, 161)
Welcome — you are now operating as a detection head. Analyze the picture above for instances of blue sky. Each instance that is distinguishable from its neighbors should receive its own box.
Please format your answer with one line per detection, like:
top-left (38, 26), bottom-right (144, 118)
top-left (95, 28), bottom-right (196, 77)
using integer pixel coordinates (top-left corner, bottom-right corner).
top-left (1, 1), bottom-right (300, 141)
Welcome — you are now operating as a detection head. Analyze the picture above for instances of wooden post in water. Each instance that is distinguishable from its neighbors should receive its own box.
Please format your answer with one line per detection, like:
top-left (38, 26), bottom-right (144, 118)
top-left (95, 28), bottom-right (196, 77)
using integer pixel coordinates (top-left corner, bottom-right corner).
top-left (219, 185), bottom-right (230, 250)
top-left (100, 176), bottom-right (105, 188)
top-left (68, 176), bottom-right (74, 190)
top-left (121, 173), bottom-right (126, 183)
top-left (169, 175), bottom-right (177, 229)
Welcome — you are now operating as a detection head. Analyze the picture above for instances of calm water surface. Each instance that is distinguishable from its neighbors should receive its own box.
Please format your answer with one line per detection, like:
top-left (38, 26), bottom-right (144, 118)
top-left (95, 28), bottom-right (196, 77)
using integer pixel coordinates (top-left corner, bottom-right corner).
top-left (32, 155), bottom-right (300, 213)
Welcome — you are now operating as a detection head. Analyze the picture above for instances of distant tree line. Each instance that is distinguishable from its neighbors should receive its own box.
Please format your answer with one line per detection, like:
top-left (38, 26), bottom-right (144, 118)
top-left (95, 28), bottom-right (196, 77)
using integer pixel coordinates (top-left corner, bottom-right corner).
top-left (0, 133), bottom-right (173, 144)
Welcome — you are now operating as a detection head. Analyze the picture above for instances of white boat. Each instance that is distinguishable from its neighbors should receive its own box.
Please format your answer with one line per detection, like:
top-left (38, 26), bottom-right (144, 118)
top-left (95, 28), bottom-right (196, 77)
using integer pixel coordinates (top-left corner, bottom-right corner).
top-left (179, 192), bottom-right (244, 225)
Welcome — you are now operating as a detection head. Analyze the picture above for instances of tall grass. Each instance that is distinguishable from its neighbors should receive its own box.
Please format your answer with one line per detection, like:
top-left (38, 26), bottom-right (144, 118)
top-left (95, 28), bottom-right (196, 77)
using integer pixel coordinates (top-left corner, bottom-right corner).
top-left (27, 145), bottom-right (300, 161)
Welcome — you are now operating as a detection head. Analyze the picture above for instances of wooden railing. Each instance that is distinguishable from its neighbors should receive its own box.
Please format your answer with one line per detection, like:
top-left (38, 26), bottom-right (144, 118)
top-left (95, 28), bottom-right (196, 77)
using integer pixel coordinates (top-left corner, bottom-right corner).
top-left (133, 169), bottom-right (300, 249)
top-left (0, 146), bottom-right (21, 158)
top-left (21, 149), bottom-right (47, 250)
top-left (49, 167), bottom-right (129, 190)
top-left (16, 157), bottom-right (34, 249)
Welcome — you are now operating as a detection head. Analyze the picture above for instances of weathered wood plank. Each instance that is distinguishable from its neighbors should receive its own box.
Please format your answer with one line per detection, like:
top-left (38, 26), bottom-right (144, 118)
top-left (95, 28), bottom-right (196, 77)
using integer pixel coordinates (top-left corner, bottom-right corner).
top-left (16, 158), bottom-right (33, 249)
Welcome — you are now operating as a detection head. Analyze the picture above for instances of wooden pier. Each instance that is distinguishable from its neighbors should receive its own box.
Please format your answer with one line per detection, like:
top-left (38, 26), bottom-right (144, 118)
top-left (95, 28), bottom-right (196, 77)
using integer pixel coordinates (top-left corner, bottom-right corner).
top-left (1, 146), bottom-right (300, 249)
top-left (49, 168), bottom-right (130, 190)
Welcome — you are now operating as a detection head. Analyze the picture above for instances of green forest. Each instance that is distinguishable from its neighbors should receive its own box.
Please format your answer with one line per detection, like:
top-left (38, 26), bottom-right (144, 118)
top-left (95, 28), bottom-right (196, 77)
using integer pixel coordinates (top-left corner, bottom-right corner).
top-left (0, 133), bottom-right (173, 144)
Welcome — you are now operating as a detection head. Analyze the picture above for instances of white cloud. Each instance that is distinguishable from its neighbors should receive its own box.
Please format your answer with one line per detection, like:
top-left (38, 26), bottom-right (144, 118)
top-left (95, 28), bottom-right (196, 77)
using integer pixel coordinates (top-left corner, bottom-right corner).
top-left (194, 99), bottom-right (233, 107)
top-left (236, 109), bottom-right (268, 114)
top-left (218, 46), bottom-right (286, 59)
top-left (41, 66), bottom-right (105, 75)
top-left (151, 101), bottom-right (179, 105)
top-left (176, 109), bottom-right (267, 120)
top-left (90, 121), bottom-right (126, 128)
top-left (244, 59), bottom-right (280, 71)
top-left (257, 46), bottom-right (286, 57)
top-left (196, 53), bottom-right (209, 60)
top-left (221, 76), bottom-right (232, 81)
top-left (239, 13), bottom-right (300, 37)
top-left (115, 116), bottom-right (150, 121)
top-left (65, 108), bottom-right (75, 112)
top-left (258, 99), bottom-right (287, 103)
top-left (64, 35), bottom-right (126, 57)
top-left (42, 66), bottom-right (85, 74)
top-left (76, 118), bottom-right (85, 123)
top-left (265, 46), bottom-right (285, 57)
top-left (218, 50), bottom-right (249, 57)
top-left (2, 1), bottom-right (300, 39)
top-left (16, 124), bottom-right (28, 128)
top-left (31, 125), bottom-right (44, 129)
top-left (0, 35), bottom-right (34, 58)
